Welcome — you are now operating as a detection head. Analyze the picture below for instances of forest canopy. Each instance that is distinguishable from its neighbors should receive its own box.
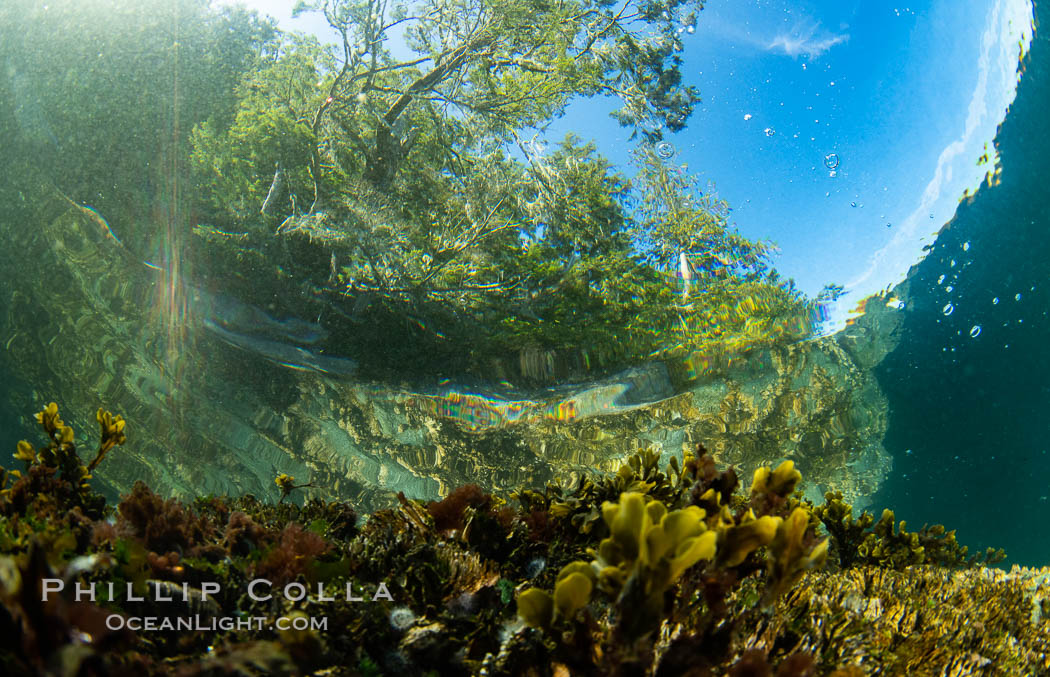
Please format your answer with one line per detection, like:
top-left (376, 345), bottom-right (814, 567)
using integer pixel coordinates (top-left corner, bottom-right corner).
top-left (1, 0), bottom-right (817, 381)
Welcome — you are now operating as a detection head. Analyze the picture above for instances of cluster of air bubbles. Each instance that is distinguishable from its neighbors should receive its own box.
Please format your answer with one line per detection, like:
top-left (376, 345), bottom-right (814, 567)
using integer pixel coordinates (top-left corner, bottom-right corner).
top-left (937, 274), bottom-right (946, 284)
top-left (970, 325), bottom-right (982, 338)
top-left (764, 127), bottom-right (775, 137)
top-left (655, 141), bottom-right (675, 159)
top-left (942, 302), bottom-right (954, 316)
top-left (389, 607), bottom-right (416, 631)
top-left (823, 153), bottom-right (840, 170)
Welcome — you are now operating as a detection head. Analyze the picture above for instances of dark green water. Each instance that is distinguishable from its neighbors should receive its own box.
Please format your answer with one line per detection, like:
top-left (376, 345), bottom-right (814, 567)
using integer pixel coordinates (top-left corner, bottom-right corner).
top-left (874, 3), bottom-right (1050, 566)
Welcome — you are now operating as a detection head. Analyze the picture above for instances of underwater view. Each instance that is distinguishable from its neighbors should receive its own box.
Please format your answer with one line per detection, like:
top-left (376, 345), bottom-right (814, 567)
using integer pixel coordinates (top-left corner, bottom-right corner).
top-left (1, 0), bottom-right (1048, 673)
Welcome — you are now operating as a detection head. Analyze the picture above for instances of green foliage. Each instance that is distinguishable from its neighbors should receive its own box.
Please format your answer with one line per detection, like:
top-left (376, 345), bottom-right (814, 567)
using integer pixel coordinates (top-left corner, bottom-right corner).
top-left (0, 0), bottom-right (276, 238)
top-left (189, 32), bottom-right (333, 223)
top-left (1, 0), bottom-right (814, 377)
top-left (177, 0), bottom-right (809, 376)
top-left (632, 144), bottom-right (769, 274)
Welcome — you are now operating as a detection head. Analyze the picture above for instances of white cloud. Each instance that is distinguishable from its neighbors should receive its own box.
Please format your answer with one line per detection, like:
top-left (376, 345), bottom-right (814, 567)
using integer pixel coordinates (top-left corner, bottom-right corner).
top-left (767, 23), bottom-right (849, 58)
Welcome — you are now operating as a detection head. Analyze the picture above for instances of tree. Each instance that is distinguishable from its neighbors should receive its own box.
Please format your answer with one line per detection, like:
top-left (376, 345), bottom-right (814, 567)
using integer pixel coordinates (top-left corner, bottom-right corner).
top-left (0, 0), bottom-right (276, 244)
top-left (204, 0), bottom-right (707, 211)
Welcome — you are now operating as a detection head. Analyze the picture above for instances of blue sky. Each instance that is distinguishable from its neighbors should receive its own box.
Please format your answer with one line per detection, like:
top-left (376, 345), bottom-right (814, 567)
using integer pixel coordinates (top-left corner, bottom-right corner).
top-left (223, 0), bottom-right (1033, 331)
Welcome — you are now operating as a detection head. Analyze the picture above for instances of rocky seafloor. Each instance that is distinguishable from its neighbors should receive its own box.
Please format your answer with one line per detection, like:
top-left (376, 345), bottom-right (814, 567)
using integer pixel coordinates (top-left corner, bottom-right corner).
top-left (1, 403), bottom-right (1046, 676)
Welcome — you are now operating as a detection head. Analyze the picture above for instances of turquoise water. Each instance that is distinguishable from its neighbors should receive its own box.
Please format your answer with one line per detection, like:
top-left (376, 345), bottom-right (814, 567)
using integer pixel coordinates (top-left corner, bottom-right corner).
top-left (874, 13), bottom-right (1050, 566)
top-left (0, 0), bottom-right (1046, 567)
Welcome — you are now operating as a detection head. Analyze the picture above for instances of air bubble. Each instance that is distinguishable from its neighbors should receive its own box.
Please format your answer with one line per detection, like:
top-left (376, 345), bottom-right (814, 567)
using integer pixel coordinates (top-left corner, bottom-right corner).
top-left (823, 153), bottom-right (840, 170)
top-left (390, 607), bottom-right (416, 631)
top-left (942, 303), bottom-right (954, 316)
top-left (525, 557), bottom-right (547, 578)
top-left (945, 285), bottom-right (953, 292)
top-left (937, 275), bottom-right (945, 284)
top-left (1015, 293), bottom-right (1022, 301)
top-left (970, 325), bottom-right (981, 338)
top-left (962, 241), bottom-right (970, 251)
top-left (992, 297), bottom-right (999, 304)
top-left (655, 141), bottom-right (675, 159)
top-left (764, 127), bottom-right (775, 137)
top-left (744, 113), bottom-right (752, 121)
top-left (850, 201), bottom-right (857, 207)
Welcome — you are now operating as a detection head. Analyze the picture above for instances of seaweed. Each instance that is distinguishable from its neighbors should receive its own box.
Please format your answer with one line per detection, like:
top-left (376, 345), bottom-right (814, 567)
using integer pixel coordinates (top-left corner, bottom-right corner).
top-left (814, 491), bottom-right (1006, 570)
top-left (252, 523), bottom-right (331, 586)
top-left (3, 402), bottom-right (126, 521)
top-left (0, 407), bottom-right (1037, 676)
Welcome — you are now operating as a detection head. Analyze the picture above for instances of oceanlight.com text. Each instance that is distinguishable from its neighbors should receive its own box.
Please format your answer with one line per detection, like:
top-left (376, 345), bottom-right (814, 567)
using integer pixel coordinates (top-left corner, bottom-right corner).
top-left (105, 614), bottom-right (329, 632)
